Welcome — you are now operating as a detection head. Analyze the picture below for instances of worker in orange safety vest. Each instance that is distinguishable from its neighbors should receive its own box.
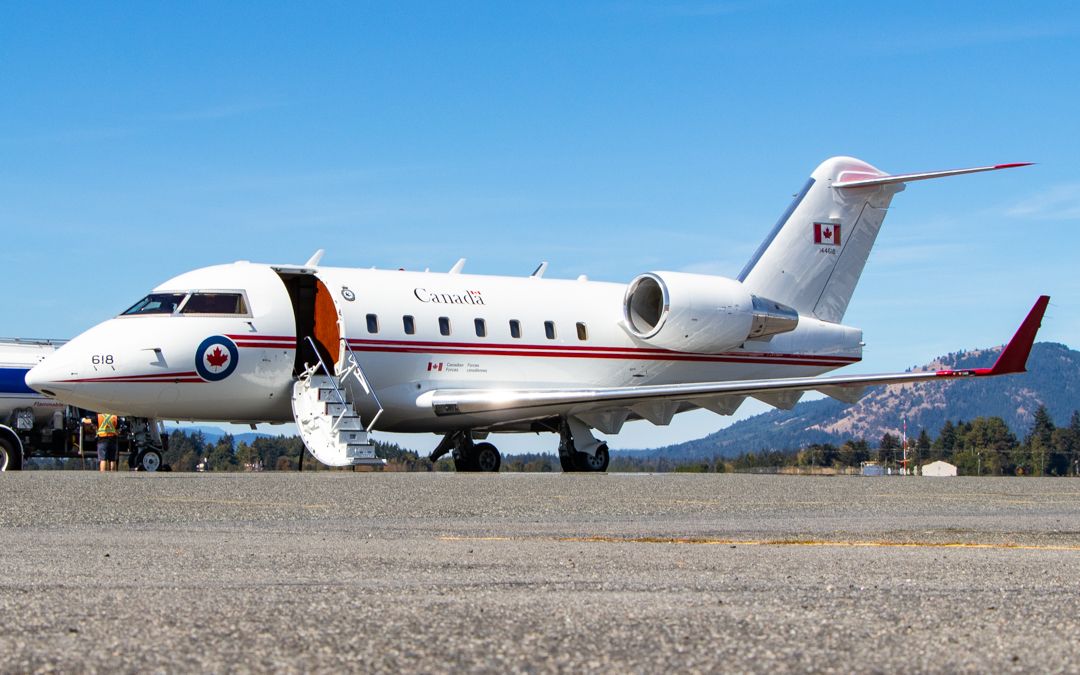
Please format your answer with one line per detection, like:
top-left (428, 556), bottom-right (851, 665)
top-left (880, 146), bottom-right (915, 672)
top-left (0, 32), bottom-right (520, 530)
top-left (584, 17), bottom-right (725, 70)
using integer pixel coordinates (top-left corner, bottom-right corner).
top-left (83, 413), bottom-right (120, 472)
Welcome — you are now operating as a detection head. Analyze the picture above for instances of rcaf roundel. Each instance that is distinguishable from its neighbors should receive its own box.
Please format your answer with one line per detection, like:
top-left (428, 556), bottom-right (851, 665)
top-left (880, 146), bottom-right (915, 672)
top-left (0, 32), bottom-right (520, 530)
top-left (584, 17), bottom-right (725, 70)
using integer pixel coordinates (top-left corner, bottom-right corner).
top-left (195, 335), bottom-right (239, 382)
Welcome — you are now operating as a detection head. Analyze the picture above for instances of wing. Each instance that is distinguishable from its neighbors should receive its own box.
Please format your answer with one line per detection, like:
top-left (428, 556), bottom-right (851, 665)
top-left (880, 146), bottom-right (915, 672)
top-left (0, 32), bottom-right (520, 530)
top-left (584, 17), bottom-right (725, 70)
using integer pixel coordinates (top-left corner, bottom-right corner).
top-left (422, 297), bottom-right (1049, 424)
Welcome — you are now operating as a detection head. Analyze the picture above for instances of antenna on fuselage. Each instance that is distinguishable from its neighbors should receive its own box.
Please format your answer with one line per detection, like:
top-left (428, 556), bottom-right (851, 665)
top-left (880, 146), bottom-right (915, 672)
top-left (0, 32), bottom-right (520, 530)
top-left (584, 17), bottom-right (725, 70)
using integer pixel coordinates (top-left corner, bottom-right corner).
top-left (449, 258), bottom-right (466, 274)
top-left (531, 262), bottom-right (548, 278)
top-left (304, 249), bottom-right (325, 267)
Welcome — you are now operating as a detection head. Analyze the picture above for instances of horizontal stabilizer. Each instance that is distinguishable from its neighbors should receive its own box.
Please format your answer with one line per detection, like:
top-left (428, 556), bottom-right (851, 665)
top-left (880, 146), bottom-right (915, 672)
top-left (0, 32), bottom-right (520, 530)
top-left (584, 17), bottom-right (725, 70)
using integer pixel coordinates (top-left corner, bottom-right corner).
top-left (833, 163), bottom-right (1032, 189)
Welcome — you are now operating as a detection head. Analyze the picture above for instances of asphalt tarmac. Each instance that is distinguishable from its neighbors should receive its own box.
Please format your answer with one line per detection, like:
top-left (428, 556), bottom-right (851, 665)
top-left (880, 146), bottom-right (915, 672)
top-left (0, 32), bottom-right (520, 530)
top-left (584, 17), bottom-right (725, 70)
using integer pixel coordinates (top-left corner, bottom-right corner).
top-left (2, 472), bottom-right (1079, 673)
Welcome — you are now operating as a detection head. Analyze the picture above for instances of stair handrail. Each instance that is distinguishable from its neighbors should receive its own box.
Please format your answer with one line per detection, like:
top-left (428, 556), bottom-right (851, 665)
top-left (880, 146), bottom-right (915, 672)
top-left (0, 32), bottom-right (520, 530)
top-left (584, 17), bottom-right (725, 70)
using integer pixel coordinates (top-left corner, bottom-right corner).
top-left (301, 336), bottom-right (353, 432)
top-left (340, 337), bottom-right (385, 433)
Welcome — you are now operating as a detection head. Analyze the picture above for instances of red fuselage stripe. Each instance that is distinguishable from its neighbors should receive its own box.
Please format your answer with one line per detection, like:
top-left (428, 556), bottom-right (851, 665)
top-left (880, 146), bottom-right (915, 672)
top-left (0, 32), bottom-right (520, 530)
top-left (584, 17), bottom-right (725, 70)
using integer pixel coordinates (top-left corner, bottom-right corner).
top-left (61, 371), bottom-right (204, 384)
top-left (345, 338), bottom-right (856, 363)
top-left (347, 341), bottom-right (858, 366)
top-left (225, 334), bottom-right (857, 366)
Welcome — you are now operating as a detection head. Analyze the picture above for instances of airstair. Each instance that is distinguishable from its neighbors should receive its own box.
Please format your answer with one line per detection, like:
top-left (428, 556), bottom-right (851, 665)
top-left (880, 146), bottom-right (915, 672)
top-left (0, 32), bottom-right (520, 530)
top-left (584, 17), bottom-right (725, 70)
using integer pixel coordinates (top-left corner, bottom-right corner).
top-left (291, 337), bottom-right (385, 467)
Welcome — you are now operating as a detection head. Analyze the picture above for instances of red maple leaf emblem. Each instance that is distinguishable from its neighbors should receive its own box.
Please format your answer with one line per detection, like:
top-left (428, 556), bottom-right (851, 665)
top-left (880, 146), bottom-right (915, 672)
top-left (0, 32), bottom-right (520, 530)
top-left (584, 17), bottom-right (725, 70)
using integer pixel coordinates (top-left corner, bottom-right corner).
top-left (205, 346), bottom-right (229, 368)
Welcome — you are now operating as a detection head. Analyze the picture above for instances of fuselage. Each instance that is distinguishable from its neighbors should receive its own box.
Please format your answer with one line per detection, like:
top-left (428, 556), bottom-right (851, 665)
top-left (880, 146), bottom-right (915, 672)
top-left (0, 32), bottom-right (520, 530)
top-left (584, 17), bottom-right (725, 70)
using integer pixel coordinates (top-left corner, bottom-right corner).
top-left (25, 261), bottom-right (863, 432)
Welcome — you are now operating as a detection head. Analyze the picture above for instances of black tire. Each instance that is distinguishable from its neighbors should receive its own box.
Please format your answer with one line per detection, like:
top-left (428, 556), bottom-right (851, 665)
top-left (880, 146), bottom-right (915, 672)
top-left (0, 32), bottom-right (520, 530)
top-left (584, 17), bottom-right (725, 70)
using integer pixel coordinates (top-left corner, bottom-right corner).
top-left (473, 442), bottom-right (501, 473)
top-left (0, 436), bottom-right (23, 471)
top-left (453, 451), bottom-right (477, 472)
top-left (572, 443), bottom-right (609, 472)
top-left (135, 449), bottom-right (162, 472)
top-left (558, 453), bottom-right (576, 472)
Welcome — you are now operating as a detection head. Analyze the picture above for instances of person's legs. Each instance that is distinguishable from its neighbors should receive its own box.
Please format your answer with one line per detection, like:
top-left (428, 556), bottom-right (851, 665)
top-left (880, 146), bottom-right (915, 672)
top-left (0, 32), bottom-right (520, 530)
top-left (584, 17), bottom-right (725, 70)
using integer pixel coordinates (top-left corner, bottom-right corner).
top-left (105, 439), bottom-right (118, 472)
top-left (97, 440), bottom-right (107, 472)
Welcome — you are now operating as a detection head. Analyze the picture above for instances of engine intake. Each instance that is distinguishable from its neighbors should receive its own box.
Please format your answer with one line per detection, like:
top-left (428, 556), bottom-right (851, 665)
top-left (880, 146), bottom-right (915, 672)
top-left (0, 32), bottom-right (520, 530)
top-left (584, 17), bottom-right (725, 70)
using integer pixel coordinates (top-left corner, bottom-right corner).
top-left (623, 272), bottom-right (798, 354)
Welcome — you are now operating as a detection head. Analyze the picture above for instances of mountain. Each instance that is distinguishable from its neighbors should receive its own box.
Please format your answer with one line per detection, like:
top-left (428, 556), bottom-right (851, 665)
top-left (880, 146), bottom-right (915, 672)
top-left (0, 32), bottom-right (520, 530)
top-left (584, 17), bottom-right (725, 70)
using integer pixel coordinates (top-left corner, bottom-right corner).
top-left (163, 424), bottom-right (274, 447)
top-left (624, 342), bottom-right (1080, 460)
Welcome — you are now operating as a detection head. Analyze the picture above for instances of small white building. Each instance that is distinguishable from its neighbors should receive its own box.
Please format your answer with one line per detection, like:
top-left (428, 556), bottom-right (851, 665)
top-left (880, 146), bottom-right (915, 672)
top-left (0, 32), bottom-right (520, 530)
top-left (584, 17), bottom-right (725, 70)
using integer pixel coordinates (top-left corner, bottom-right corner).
top-left (922, 460), bottom-right (958, 477)
top-left (860, 461), bottom-right (885, 477)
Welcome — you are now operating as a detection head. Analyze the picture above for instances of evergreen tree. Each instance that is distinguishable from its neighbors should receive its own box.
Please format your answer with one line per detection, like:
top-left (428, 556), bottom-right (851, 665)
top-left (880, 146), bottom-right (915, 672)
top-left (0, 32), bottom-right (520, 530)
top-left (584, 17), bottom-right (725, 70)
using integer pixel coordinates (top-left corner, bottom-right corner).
top-left (878, 433), bottom-right (900, 465)
top-left (1025, 405), bottom-right (1055, 476)
top-left (956, 417), bottom-right (1016, 475)
top-left (1070, 411), bottom-right (1080, 476)
top-left (912, 429), bottom-right (932, 466)
top-left (839, 439), bottom-right (870, 467)
top-left (934, 420), bottom-right (957, 452)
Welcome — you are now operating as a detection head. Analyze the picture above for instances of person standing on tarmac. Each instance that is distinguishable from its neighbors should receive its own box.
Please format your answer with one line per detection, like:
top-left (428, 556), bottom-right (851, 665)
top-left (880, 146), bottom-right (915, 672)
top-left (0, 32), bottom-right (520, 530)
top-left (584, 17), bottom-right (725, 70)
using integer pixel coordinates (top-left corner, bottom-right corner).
top-left (83, 412), bottom-right (120, 472)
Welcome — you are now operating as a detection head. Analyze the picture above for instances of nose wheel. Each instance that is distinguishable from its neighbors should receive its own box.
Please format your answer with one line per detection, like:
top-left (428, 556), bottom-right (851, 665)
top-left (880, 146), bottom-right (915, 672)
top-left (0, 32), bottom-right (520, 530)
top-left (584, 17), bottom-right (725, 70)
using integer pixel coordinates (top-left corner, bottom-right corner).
top-left (134, 449), bottom-right (163, 472)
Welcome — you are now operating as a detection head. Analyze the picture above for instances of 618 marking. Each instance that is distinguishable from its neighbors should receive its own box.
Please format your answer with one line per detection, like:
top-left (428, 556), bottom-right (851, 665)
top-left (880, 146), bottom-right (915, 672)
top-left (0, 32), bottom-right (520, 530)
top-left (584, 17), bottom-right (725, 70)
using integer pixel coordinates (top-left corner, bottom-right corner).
top-left (91, 355), bottom-right (114, 365)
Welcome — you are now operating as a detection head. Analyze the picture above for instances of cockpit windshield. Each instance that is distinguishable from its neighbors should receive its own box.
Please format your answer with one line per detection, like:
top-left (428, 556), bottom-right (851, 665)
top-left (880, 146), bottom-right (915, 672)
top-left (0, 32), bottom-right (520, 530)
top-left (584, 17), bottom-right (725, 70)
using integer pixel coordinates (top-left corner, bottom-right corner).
top-left (181, 293), bottom-right (249, 315)
top-left (120, 291), bottom-right (251, 317)
top-left (122, 293), bottom-right (187, 316)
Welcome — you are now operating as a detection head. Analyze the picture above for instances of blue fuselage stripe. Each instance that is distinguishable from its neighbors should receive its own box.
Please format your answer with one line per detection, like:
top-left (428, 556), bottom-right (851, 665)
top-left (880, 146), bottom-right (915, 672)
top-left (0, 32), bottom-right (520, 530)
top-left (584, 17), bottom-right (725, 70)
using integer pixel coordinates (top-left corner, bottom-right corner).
top-left (0, 367), bottom-right (35, 395)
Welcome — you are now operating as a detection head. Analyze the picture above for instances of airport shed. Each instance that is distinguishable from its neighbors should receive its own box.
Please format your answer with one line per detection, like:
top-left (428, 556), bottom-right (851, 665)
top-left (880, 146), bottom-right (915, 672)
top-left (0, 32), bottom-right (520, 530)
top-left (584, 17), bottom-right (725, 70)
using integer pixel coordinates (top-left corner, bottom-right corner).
top-left (860, 461), bottom-right (885, 477)
top-left (922, 460), bottom-right (958, 477)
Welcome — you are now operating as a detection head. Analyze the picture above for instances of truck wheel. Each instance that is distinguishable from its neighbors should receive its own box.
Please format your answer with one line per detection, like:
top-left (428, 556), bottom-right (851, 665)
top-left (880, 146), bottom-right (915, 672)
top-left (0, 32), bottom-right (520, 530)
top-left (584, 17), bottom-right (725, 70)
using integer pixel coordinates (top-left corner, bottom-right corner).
top-left (135, 449), bottom-right (162, 472)
top-left (0, 437), bottom-right (23, 471)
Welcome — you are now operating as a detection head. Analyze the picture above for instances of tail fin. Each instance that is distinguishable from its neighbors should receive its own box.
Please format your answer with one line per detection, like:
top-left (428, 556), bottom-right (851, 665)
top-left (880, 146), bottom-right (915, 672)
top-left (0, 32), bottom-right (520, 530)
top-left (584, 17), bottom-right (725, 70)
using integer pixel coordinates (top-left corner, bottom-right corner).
top-left (738, 157), bottom-right (1031, 323)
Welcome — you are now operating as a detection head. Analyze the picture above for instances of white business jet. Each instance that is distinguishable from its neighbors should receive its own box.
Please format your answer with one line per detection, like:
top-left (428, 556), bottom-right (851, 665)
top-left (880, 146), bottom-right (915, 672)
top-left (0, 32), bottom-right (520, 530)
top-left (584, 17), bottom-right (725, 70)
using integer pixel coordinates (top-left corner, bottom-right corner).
top-left (26, 156), bottom-right (1047, 472)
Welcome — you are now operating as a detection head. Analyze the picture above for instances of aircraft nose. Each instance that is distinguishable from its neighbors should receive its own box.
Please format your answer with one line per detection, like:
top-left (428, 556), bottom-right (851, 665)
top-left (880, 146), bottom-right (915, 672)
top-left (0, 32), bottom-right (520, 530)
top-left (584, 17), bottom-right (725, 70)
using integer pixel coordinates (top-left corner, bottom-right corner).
top-left (25, 358), bottom-right (71, 397)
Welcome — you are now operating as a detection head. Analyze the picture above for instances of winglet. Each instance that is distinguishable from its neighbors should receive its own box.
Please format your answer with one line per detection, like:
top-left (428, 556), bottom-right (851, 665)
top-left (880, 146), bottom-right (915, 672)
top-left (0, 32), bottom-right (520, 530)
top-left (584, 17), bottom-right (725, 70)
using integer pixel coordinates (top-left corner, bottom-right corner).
top-left (986, 295), bottom-right (1050, 374)
top-left (939, 296), bottom-right (1050, 377)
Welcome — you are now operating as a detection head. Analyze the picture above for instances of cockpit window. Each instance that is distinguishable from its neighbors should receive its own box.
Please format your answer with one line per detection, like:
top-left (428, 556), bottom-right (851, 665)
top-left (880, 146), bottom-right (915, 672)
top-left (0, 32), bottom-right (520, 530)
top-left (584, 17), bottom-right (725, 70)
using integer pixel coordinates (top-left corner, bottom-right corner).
top-left (181, 293), bottom-right (249, 316)
top-left (122, 293), bottom-right (187, 316)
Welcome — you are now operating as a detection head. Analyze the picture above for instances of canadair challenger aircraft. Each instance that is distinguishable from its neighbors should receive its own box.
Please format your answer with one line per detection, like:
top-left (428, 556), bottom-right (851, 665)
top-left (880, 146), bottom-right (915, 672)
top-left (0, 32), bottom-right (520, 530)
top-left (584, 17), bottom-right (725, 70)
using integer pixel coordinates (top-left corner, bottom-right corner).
top-left (26, 157), bottom-right (1047, 472)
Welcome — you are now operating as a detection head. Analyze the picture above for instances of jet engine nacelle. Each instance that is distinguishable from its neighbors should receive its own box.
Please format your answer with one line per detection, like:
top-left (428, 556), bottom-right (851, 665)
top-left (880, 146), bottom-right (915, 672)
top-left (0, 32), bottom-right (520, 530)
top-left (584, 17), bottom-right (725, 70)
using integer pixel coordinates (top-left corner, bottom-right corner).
top-left (623, 272), bottom-right (799, 353)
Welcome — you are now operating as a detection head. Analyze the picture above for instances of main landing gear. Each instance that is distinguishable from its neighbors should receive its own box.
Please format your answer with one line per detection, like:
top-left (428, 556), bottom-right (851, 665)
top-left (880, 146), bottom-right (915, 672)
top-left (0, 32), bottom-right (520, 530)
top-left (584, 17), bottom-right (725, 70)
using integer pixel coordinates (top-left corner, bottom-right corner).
top-left (558, 417), bottom-right (609, 473)
top-left (429, 417), bottom-right (610, 473)
top-left (430, 431), bottom-right (502, 473)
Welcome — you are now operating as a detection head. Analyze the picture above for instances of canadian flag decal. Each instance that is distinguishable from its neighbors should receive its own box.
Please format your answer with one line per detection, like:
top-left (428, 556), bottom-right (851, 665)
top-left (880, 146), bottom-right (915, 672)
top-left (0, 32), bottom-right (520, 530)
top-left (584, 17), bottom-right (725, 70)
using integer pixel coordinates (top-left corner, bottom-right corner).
top-left (813, 222), bottom-right (841, 246)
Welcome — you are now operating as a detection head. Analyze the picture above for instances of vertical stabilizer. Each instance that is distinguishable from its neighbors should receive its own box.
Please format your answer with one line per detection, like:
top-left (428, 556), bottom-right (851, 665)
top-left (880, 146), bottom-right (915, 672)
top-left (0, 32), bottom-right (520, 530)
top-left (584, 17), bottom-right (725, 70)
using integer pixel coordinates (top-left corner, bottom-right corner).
top-left (738, 156), bottom-right (899, 323)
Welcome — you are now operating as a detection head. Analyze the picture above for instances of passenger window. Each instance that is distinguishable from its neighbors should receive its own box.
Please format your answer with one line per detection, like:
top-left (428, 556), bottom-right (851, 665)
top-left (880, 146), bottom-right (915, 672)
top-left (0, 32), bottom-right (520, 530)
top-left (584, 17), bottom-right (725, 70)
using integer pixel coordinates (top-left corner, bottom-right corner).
top-left (366, 314), bottom-right (379, 334)
top-left (576, 322), bottom-right (588, 341)
top-left (123, 293), bottom-right (187, 316)
top-left (509, 320), bottom-right (521, 339)
top-left (403, 315), bottom-right (415, 335)
top-left (475, 318), bottom-right (487, 338)
top-left (439, 317), bottom-right (451, 336)
top-left (544, 321), bottom-right (556, 340)
top-left (180, 293), bottom-right (248, 316)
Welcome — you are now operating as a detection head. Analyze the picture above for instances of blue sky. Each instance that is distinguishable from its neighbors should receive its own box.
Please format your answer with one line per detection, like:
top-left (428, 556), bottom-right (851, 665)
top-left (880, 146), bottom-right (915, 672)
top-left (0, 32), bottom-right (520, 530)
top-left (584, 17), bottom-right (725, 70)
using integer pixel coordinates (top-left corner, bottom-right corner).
top-left (2, 2), bottom-right (1078, 452)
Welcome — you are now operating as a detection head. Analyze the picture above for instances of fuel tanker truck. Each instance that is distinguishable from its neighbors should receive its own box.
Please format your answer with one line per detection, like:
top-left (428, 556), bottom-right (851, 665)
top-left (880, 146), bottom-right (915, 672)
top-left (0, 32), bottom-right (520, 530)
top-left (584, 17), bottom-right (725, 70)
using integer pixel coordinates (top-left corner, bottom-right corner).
top-left (0, 338), bottom-right (165, 470)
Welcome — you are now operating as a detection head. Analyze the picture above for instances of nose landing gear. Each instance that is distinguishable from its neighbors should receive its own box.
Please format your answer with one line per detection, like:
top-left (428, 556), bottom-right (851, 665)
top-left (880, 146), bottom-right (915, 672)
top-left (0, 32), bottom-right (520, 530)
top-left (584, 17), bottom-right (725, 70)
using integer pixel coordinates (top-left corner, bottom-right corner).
top-left (125, 418), bottom-right (168, 472)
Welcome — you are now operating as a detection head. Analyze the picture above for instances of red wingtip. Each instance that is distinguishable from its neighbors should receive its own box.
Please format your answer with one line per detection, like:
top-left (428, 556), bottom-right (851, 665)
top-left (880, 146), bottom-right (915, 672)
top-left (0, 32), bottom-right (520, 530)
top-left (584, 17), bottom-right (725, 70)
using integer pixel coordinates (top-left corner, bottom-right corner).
top-left (994, 162), bottom-right (1035, 169)
top-left (987, 295), bottom-right (1050, 375)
